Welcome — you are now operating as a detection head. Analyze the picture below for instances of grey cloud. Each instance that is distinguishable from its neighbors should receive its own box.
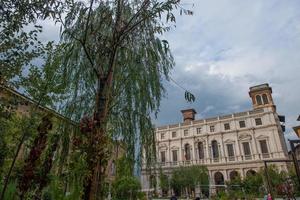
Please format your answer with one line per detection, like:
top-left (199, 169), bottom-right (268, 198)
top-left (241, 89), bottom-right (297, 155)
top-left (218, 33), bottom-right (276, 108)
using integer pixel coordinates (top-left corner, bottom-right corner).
top-left (155, 0), bottom-right (300, 141)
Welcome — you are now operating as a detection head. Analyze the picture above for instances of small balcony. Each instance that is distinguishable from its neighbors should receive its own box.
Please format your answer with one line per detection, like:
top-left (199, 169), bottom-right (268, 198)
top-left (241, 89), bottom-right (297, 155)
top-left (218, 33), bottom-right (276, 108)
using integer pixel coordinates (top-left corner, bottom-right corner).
top-left (228, 156), bottom-right (235, 161)
top-left (262, 153), bottom-right (270, 159)
top-left (171, 161), bottom-right (178, 166)
top-left (244, 155), bottom-right (252, 160)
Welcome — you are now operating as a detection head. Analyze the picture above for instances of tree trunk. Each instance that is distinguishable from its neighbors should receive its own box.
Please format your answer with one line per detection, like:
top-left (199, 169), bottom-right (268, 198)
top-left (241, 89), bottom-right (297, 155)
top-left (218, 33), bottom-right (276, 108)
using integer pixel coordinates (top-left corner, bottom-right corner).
top-left (18, 116), bottom-right (53, 197)
top-left (83, 76), bottom-right (110, 200)
top-left (35, 135), bottom-right (59, 200)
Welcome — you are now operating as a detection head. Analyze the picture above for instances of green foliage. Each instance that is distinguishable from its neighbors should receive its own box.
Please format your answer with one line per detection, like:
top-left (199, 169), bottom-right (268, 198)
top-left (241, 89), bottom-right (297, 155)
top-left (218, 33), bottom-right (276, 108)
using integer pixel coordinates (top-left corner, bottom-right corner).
top-left (0, 0), bottom-right (60, 85)
top-left (225, 174), bottom-right (244, 199)
top-left (288, 165), bottom-right (300, 196)
top-left (112, 176), bottom-right (141, 200)
top-left (115, 156), bottom-right (134, 178)
top-left (224, 165), bottom-right (291, 198)
top-left (0, 181), bottom-right (17, 200)
top-left (112, 156), bottom-right (142, 200)
top-left (1, 0), bottom-right (195, 199)
top-left (170, 166), bottom-right (209, 196)
top-left (159, 169), bottom-right (169, 194)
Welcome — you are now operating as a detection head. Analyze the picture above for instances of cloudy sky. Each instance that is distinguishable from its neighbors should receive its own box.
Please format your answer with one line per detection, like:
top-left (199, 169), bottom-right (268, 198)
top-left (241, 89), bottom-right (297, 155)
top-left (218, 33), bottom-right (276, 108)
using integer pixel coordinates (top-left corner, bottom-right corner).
top-left (151, 0), bottom-right (300, 139)
top-left (40, 0), bottom-right (300, 138)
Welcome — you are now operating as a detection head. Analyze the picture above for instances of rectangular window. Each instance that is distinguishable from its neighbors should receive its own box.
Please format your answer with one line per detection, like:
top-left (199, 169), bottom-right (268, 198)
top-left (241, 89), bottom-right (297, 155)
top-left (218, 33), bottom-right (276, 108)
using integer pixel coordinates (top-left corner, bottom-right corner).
top-left (259, 140), bottom-right (269, 154)
top-left (161, 133), bottom-right (165, 139)
top-left (255, 118), bottom-right (262, 126)
top-left (196, 127), bottom-right (202, 134)
top-left (172, 150), bottom-right (178, 162)
top-left (210, 125), bottom-right (215, 132)
top-left (161, 151), bottom-right (166, 163)
top-left (227, 144), bottom-right (235, 157)
top-left (172, 131), bottom-right (177, 138)
top-left (242, 142), bottom-right (251, 156)
top-left (224, 123), bottom-right (230, 130)
top-left (239, 121), bottom-right (246, 128)
top-left (184, 129), bottom-right (188, 136)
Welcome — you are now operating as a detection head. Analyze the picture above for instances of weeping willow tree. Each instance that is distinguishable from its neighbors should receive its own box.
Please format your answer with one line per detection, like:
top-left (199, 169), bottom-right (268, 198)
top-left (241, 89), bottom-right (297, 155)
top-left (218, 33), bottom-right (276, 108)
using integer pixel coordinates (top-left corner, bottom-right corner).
top-left (51, 0), bottom-right (194, 199)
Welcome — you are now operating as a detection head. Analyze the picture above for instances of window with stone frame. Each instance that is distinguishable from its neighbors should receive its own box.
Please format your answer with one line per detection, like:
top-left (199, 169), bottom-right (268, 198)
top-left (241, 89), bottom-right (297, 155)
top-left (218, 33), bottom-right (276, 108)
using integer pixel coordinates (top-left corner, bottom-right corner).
top-left (161, 133), bottom-right (165, 139)
top-left (198, 142), bottom-right (204, 159)
top-left (227, 144), bottom-right (235, 160)
top-left (211, 140), bottom-right (219, 158)
top-left (184, 129), bottom-right (189, 136)
top-left (196, 127), bottom-right (202, 134)
top-left (259, 140), bottom-right (269, 154)
top-left (210, 125), bottom-right (215, 132)
top-left (255, 118), bottom-right (262, 126)
top-left (172, 131), bottom-right (177, 138)
top-left (172, 150), bottom-right (178, 162)
top-left (242, 142), bottom-right (251, 157)
top-left (184, 143), bottom-right (191, 160)
top-left (239, 120), bottom-right (246, 128)
top-left (224, 123), bottom-right (230, 130)
top-left (161, 151), bottom-right (166, 163)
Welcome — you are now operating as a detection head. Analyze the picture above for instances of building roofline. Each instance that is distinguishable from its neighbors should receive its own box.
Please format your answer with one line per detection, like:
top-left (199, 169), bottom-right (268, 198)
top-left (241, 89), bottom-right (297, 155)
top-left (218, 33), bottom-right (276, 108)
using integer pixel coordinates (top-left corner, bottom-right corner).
top-left (249, 83), bottom-right (272, 94)
top-left (155, 108), bottom-right (267, 130)
top-left (0, 84), bottom-right (78, 125)
top-left (181, 108), bottom-right (197, 114)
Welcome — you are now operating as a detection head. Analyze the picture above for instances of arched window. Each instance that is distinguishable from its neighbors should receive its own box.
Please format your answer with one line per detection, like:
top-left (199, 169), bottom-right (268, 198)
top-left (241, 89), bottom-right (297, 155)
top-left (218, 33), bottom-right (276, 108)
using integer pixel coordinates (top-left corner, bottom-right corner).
top-left (212, 140), bottom-right (219, 159)
top-left (214, 172), bottom-right (224, 185)
top-left (262, 94), bottom-right (269, 104)
top-left (246, 170), bottom-right (256, 177)
top-left (198, 142), bottom-right (204, 159)
top-left (256, 95), bottom-right (262, 105)
top-left (184, 143), bottom-right (191, 160)
top-left (229, 171), bottom-right (239, 181)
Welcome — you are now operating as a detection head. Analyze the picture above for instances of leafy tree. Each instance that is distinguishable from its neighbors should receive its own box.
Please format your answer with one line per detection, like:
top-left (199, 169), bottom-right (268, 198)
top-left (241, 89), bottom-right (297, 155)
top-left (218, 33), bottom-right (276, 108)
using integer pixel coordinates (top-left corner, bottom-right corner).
top-left (1, 1), bottom-right (195, 200)
top-left (112, 176), bottom-right (141, 200)
top-left (112, 156), bottom-right (142, 200)
top-left (159, 169), bottom-right (169, 196)
top-left (225, 174), bottom-right (245, 199)
top-left (170, 166), bottom-right (208, 197)
top-left (47, 0), bottom-right (194, 199)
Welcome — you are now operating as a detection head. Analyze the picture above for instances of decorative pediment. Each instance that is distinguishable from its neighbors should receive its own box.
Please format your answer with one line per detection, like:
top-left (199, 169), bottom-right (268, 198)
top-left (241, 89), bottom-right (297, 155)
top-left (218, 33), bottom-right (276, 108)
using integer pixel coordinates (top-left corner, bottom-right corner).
top-left (224, 139), bottom-right (235, 144)
top-left (158, 143), bottom-right (168, 150)
top-left (238, 134), bottom-right (252, 141)
top-left (171, 146), bottom-right (180, 150)
top-left (195, 138), bottom-right (206, 143)
top-left (256, 135), bottom-right (268, 140)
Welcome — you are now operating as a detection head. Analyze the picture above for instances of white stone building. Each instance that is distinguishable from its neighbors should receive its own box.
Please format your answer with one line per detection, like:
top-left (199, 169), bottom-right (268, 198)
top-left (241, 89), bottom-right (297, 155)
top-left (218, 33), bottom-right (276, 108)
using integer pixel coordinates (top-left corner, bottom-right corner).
top-left (141, 83), bottom-right (288, 195)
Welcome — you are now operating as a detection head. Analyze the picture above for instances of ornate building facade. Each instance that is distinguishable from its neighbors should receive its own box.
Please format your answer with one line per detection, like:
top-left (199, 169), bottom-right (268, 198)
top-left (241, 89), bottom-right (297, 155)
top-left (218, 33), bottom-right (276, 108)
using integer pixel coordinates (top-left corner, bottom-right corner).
top-left (141, 83), bottom-right (288, 195)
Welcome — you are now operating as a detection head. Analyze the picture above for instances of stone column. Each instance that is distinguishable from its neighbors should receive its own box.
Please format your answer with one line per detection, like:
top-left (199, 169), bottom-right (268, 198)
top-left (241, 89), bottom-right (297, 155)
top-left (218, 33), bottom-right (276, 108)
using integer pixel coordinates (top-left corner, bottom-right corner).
top-left (235, 131), bottom-right (241, 161)
top-left (251, 129), bottom-right (259, 160)
top-left (221, 133), bottom-right (226, 162)
top-left (206, 136), bottom-right (210, 163)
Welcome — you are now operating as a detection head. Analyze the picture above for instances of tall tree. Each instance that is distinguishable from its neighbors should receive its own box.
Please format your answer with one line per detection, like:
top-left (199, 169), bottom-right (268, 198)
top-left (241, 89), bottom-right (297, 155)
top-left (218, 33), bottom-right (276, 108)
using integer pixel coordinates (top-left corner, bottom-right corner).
top-left (52, 0), bottom-right (194, 199)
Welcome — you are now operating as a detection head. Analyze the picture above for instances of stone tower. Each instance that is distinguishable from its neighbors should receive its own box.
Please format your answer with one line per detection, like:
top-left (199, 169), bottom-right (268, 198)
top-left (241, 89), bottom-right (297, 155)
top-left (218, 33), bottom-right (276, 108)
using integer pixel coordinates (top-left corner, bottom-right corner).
top-left (249, 83), bottom-right (276, 111)
top-left (181, 109), bottom-right (197, 122)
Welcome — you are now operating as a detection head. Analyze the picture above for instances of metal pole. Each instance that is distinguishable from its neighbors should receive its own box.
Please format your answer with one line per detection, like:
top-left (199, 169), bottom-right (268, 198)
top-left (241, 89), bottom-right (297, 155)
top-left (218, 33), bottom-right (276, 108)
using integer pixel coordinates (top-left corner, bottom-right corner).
top-left (264, 161), bottom-right (272, 197)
